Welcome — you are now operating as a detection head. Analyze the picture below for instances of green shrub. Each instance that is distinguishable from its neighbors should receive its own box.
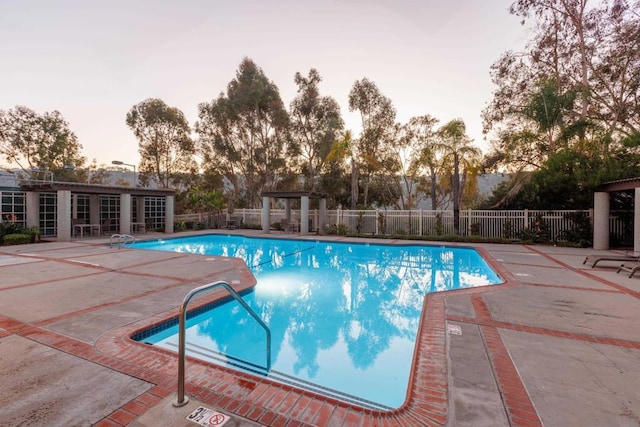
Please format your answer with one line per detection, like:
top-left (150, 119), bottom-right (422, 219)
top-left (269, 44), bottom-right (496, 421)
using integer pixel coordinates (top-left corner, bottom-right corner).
top-left (0, 216), bottom-right (38, 244)
top-left (435, 213), bottom-right (444, 235)
top-left (557, 212), bottom-right (592, 247)
top-left (2, 233), bottom-right (32, 245)
top-left (26, 227), bottom-right (40, 243)
top-left (0, 217), bottom-right (21, 238)
top-left (377, 212), bottom-right (386, 235)
top-left (503, 220), bottom-right (513, 239)
top-left (356, 212), bottom-right (365, 235)
top-left (520, 214), bottom-right (550, 243)
top-left (470, 222), bottom-right (481, 236)
top-left (341, 233), bottom-right (514, 244)
top-left (337, 224), bottom-right (348, 236)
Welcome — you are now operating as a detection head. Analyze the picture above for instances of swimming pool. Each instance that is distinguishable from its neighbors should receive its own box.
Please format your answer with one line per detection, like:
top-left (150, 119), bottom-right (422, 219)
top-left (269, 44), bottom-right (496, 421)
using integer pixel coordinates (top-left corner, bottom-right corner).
top-left (132, 235), bottom-right (501, 409)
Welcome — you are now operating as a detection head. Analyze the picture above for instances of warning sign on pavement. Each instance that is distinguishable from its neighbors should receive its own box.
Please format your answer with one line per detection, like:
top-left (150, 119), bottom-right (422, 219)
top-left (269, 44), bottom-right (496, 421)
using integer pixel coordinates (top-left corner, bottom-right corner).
top-left (186, 406), bottom-right (231, 426)
top-left (447, 324), bottom-right (462, 335)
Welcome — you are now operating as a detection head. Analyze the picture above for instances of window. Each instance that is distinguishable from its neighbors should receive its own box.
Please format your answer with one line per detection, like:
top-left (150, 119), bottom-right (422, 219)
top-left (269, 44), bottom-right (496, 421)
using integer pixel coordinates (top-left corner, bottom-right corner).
top-left (145, 197), bottom-right (166, 231)
top-left (72, 194), bottom-right (90, 222)
top-left (39, 192), bottom-right (57, 236)
top-left (1, 191), bottom-right (26, 227)
top-left (100, 195), bottom-right (120, 231)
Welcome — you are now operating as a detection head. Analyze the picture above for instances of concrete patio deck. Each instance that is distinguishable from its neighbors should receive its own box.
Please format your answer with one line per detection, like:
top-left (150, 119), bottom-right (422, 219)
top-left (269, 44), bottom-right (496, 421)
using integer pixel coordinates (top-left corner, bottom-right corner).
top-left (1, 230), bottom-right (639, 426)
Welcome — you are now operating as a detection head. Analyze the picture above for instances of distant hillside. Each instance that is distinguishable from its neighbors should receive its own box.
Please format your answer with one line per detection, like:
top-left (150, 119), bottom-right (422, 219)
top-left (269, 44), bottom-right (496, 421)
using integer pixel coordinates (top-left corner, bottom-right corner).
top-left (416, 173), bottom-right (510, 210)
top-left (478, 173), bottom-right (510, 196)
top-left (0, 169), bottom-right (19, 188)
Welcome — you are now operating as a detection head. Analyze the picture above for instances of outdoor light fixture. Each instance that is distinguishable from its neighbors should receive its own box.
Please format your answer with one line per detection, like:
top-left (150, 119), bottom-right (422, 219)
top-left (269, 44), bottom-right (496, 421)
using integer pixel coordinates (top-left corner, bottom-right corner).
top-left (112, 160), bottom-right (136, 187)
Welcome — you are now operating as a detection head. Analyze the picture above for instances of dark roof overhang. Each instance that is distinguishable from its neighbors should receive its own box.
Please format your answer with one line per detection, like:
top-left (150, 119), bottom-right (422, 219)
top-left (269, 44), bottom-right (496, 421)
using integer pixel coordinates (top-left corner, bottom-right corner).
top-left (597, 177), bottom-right (640, 192)
top-left (19, 181), bottom-right (175, 197)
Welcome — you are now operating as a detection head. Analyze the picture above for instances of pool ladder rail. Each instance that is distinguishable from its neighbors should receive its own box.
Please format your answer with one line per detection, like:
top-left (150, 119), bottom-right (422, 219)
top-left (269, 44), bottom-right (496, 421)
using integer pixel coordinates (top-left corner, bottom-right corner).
top-left (174, 280), bottom-right (272, 407)
top-left (110, 233), bottom-right (136, 249)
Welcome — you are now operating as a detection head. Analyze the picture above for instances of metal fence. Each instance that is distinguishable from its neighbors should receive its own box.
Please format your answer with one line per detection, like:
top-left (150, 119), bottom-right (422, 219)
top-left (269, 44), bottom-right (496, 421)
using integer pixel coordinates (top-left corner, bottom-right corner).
top-left (176, 208), bottom-right (633, 244)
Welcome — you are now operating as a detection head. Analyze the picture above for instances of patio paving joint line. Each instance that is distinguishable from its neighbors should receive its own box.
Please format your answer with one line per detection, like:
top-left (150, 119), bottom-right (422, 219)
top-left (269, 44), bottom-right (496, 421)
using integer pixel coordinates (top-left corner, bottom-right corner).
top-left (525, 245), bottom-right (640, 300)
top-left (478, 323), bottom-right (542, 427)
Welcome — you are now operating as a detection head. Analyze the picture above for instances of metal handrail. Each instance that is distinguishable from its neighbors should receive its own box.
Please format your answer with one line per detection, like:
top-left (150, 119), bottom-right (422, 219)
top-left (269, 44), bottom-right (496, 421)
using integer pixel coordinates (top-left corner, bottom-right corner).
top-left (110, 233), bottom-right (135, 248)
top-left (173, 280), bottom-right (271, 407)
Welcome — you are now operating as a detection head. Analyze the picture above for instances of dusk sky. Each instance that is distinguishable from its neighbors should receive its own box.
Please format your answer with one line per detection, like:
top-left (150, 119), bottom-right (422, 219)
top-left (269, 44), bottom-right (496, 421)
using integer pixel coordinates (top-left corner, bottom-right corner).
top-left (0, 0), bottom-right (530, 168)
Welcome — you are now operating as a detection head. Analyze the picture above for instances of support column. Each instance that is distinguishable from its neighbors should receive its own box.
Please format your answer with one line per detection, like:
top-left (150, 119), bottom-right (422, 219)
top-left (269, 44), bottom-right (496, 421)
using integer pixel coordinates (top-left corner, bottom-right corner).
top-left (635, 189), bottom-right (640, 254)
top-left (165, 195), bottom-right (174, 234)
top-left (57, 190), bottom-right (72, 241)
top-left (261, 196), bottom-right (271, 233)
top-left (120, 193), bottom-right (132, 235)
top-left (593, 192), bottom-right (610, 250)
top-left (26, 192), bottom-right (39, 229)
top-left (318, 198), bottom-right (326, 235)
top-left (301, 196), bottom-right (309, 235)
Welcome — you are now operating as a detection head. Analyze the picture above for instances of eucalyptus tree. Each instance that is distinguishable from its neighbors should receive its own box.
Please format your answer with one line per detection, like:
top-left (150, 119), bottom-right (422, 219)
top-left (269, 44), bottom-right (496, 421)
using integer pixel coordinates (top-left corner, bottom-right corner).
top-left (126, 98), bottom-right (195, 189)
top-left (317, 159), bottom-right (351, 209)
top-left (586, 1), bottom-right (640, 140)
top-left (0, 106), bottom-right (85, 180)
top-left (196, 58), bottom-right (290, 208)
top-left (290, 69), bottom-right (344, 191)
top-left (511, 0), bottom-right (592, 119)
top-left (406, 115), bottom-right (440, 210)
top-left (383, 123), bottom-right (414, 210)
top-left (484, 0), bottom-right (640, 171)
top-left (435, 119), bottom-right (481, 234)
top-left (327, 130), bottom-right (359, 208)
top-left (382, 116), bottom-right (439, 210)
top-left (348, 78), bottom-right (396, 207)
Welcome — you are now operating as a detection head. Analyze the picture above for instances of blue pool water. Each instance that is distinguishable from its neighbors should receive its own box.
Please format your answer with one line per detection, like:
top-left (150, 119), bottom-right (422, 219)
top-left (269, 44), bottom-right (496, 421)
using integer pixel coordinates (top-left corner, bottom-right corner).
top-left (133, 235), bottom-right (501, 409)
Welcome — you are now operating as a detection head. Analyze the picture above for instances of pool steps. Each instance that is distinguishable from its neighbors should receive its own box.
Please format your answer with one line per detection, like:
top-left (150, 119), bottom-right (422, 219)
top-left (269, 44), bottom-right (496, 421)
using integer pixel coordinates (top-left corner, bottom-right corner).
top-left (165, 339), bottom-right (392, 411)
top-left (110, 233), bottom-right (136, 249)
top-left (173, 281), bottom-right (271, 408)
